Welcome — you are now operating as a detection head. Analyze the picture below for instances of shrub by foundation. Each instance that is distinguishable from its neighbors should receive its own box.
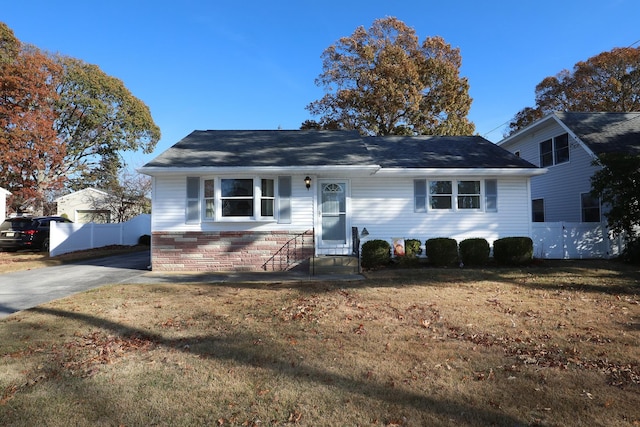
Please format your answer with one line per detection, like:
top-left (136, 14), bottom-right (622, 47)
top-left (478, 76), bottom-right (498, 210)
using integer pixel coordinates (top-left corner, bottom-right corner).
top-left (361, 239), bottom-right (391, 269)
top-left (493, 237), bottom-right (533, 265)
top-left (397, 238), bottom-right (423, 267)
top-left (426, 238), bottom-right (458, 266)
top-left (459, 238), bottom-right (490, 266)
top-left (404, 239), bottom-right (422, 257)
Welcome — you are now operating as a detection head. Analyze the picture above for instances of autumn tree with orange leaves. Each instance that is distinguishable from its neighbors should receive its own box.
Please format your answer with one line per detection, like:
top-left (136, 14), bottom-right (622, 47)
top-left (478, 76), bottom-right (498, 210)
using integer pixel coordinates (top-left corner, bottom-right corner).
top-left (0, 22), bottom-right (160, 216)
top-left (0, 23), bottom-right (65, 214)
top-left (506, 46), bottom-right (640, 135)
top-left (305, 17), bottom-right (475, 136)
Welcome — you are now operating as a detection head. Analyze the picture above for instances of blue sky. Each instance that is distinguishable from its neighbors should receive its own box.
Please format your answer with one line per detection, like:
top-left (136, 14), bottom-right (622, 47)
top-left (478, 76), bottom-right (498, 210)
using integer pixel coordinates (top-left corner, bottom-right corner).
top-left (2, 0), bottom-right (639, 169)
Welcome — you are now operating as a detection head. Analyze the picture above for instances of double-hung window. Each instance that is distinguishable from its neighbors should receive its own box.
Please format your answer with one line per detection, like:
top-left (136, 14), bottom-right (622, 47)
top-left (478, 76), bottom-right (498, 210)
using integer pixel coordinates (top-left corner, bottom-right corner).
top-left (415, 179), bottom-right (497, 212)
top-left (581, 193), bottom-right (601, 222)
top-left (429, 181), bottom-right (453, 209)
top-left (532, 199), bottom-right (545, 222)
top-left (539, 133), bottom-right (569, 167)
top-left (457, 181), bottom-right (480, 209)
top-left (261, 179), bottom-right (275, 217)
top-left (186, 176), bottom-right (281, 222)
top-left (221, 178), bottom-right (254, 217)
top-left (204, 179), bottom-right (215, 219)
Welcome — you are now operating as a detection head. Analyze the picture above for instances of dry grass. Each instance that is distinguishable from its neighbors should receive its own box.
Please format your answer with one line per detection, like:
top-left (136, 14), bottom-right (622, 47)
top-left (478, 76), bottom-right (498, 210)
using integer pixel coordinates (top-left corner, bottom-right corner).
top-left (0, 245), bottom-right (148, 274)
top-left (0, 261), bottom-right (639, 426)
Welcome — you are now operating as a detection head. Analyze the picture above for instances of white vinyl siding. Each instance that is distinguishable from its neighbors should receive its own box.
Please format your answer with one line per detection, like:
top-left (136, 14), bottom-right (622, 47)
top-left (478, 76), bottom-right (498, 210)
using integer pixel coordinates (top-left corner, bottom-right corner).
top-left (351, 176), bottom-right (529, 246)
top-left (152, 174), bottom-right (532, 248)
top-left (501, 121), bottom-right (601, 223)
top-left (152, 175), bottom-right (313, 232)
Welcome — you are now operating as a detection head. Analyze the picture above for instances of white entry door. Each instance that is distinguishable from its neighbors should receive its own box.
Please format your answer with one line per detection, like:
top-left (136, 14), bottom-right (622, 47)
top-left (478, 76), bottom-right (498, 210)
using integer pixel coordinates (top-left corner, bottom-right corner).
top-left (318, 180), bottom-right (350, 254)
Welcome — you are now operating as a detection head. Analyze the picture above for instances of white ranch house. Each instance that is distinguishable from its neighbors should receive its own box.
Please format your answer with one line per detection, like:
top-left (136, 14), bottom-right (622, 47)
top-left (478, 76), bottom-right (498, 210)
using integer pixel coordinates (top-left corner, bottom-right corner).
top-left (139, 130), bottom-right (544, 272)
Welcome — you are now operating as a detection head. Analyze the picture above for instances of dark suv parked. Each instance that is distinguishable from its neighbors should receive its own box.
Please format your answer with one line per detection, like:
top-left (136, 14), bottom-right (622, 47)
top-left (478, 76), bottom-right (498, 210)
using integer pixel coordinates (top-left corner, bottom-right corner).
top-left (0, 216), bottom-right (72, 252)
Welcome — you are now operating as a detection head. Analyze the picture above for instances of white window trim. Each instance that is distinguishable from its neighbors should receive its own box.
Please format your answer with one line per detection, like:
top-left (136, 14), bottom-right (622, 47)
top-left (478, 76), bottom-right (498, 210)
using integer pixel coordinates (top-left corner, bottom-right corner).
top-left (580, 192), bottom-right (601, 223)
top-left (414, 179), bottom-right (496, 213)
top-left (202, 176), bottom-right (278, 222)
top-left (539, 133), bottom-right (570, 167)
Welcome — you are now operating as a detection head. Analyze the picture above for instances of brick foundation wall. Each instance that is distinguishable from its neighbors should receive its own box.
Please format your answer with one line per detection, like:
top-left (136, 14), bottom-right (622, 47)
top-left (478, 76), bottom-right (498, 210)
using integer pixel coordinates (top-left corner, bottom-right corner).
top-left (151, 230), bottom-right (314, 272)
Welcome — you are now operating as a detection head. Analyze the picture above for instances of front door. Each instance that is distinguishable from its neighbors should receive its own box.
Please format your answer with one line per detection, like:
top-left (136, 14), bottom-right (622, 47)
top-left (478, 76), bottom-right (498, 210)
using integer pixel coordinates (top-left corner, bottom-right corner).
top-left (318, 180), bottom-right (350, 255)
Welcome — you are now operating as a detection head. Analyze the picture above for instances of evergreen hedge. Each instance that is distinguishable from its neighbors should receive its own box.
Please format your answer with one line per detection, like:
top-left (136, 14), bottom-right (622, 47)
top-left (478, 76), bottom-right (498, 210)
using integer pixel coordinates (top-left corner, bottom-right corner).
top-left (425, 237), bottom-right (458, 266)
top-left (361, 239), bottom-right (391, 269)
top-left (493, 237), bottom-right (533, 265)
top-left (459, 238), bottom-right (490, 266)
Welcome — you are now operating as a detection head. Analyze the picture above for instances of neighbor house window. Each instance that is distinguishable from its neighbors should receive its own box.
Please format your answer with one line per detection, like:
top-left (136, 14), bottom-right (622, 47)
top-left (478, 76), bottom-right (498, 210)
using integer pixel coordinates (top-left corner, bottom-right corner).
top-left (539, 133), bottom-right (569, 167)
top-left (532, 198), bottom-right (545, 222)
top-left (581, 193), bottom-right (601, 222)
top-left (187, 176), bottom-right (282, 222)
top-left (414, 179), bottom-right (496, 212)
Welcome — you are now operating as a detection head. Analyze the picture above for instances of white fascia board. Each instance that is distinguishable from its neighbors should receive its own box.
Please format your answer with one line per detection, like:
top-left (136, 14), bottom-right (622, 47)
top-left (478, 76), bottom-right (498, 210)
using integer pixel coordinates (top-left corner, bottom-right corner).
top-left (373, 168), bottom-right (547, 177)
top-left (138, 165), bottom-right (382, 177)
top-left (497, 113), bottom-right (559, 147)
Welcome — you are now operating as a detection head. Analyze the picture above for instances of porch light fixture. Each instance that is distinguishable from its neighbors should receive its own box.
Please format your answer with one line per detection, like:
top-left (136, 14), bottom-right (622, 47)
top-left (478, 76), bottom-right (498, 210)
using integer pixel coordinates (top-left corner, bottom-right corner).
top-left (360, 227), bottom-right (369, 237)
top-left (304, 176), bottom-right (311, 190)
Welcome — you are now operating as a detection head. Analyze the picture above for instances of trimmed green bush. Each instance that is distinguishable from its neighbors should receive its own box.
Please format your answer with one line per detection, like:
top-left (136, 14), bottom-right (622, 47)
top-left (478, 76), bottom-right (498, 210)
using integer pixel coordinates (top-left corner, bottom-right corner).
top-left (396, 238), bottom-right (423, 267)
top-left (361, 239), bottom-right (391, 269)
top-left (138, 234), bottom-right (151, 246)
top-left (404, 239), bottom-right (423, 257)
top-left (425, 238), bottom-right (458, 266)
top-left (493, 237), bottom-right (533, 265)
top-left (459, 238), bottom-right (490, 266)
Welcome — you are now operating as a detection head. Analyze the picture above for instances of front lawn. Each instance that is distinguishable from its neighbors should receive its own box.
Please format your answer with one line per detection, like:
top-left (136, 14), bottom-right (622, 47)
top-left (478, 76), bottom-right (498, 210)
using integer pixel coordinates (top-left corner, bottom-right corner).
top-left (1, 262), bottom-right (638, 426)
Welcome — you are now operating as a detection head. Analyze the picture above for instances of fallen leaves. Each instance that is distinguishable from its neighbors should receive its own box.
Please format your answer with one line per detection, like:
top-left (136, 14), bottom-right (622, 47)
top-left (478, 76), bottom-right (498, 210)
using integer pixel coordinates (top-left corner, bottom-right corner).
top-left (60, 331), bottom-right (156, 377)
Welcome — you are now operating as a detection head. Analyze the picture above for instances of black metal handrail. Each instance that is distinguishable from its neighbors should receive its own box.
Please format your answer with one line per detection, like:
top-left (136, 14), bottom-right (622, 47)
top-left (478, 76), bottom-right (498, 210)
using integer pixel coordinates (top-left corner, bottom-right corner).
top-left (261, 230), bottom-right (314, 271)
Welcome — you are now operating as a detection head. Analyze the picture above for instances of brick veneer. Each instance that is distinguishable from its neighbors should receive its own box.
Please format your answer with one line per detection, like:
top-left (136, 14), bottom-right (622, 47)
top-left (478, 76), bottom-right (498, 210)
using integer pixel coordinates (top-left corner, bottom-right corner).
top-left (151, 230), bottom-right (314, 272)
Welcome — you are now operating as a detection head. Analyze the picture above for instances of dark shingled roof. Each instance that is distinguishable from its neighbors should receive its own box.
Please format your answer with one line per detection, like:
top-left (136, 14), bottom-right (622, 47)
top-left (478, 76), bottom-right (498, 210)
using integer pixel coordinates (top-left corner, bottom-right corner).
top-left (555, 112), bottom-right (640, 155)
top-left (364, 135), bottom-right (537, 168)
top-left (143, 130), bottom-right (536, 170)
top-left (143, 130), bottom-right (375, 168)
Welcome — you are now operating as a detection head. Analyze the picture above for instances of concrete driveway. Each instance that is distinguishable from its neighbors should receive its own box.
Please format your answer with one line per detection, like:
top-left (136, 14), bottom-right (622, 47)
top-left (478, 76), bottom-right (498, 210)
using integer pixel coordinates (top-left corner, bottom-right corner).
top-left (0, 250), bottom-right (150, 319)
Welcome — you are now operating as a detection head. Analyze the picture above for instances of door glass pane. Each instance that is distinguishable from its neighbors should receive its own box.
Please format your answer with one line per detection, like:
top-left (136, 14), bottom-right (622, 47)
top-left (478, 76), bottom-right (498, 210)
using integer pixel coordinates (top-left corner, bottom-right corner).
top-left (322, 215), bottom-right (346, 242)
top-left (321, 182), bottom-right (346, 243)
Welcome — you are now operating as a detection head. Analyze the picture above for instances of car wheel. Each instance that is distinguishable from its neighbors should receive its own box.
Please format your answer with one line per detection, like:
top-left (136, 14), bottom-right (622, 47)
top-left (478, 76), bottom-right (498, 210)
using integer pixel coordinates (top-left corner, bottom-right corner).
top-left (41, 238), bottom-right (50, 252)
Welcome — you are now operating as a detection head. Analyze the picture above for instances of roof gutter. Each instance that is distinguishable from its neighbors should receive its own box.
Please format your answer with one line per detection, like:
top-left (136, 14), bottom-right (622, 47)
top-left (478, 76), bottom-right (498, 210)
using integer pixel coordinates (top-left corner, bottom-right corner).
top-left (138, 164), bottom-right (382, 177)
top-left (373, 168), bottom-right (547, 177)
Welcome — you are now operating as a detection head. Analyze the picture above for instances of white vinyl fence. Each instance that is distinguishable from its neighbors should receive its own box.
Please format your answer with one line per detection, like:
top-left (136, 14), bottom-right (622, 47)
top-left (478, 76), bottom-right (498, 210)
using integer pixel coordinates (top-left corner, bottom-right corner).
top-left (531, 222), bottom-right (625, 259)
top-left (49, 214), bottom-right (151, 257)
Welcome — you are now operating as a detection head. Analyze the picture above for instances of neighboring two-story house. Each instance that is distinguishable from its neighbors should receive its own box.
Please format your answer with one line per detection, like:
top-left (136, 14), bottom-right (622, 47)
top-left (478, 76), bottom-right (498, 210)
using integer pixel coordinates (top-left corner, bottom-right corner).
top-left (498, 111), bottom-right (640, 258)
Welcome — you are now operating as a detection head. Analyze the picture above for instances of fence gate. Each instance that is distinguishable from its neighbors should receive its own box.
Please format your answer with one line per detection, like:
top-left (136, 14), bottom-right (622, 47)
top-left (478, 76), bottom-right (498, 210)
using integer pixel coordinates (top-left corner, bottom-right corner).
top-left (531, 222), bottom-right (624, 259)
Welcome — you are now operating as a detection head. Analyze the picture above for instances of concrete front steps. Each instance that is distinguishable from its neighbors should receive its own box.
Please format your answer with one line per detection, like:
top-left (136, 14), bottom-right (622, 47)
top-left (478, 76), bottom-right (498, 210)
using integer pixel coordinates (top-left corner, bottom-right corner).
top-left (310, 256), bottom-right (360, 275)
